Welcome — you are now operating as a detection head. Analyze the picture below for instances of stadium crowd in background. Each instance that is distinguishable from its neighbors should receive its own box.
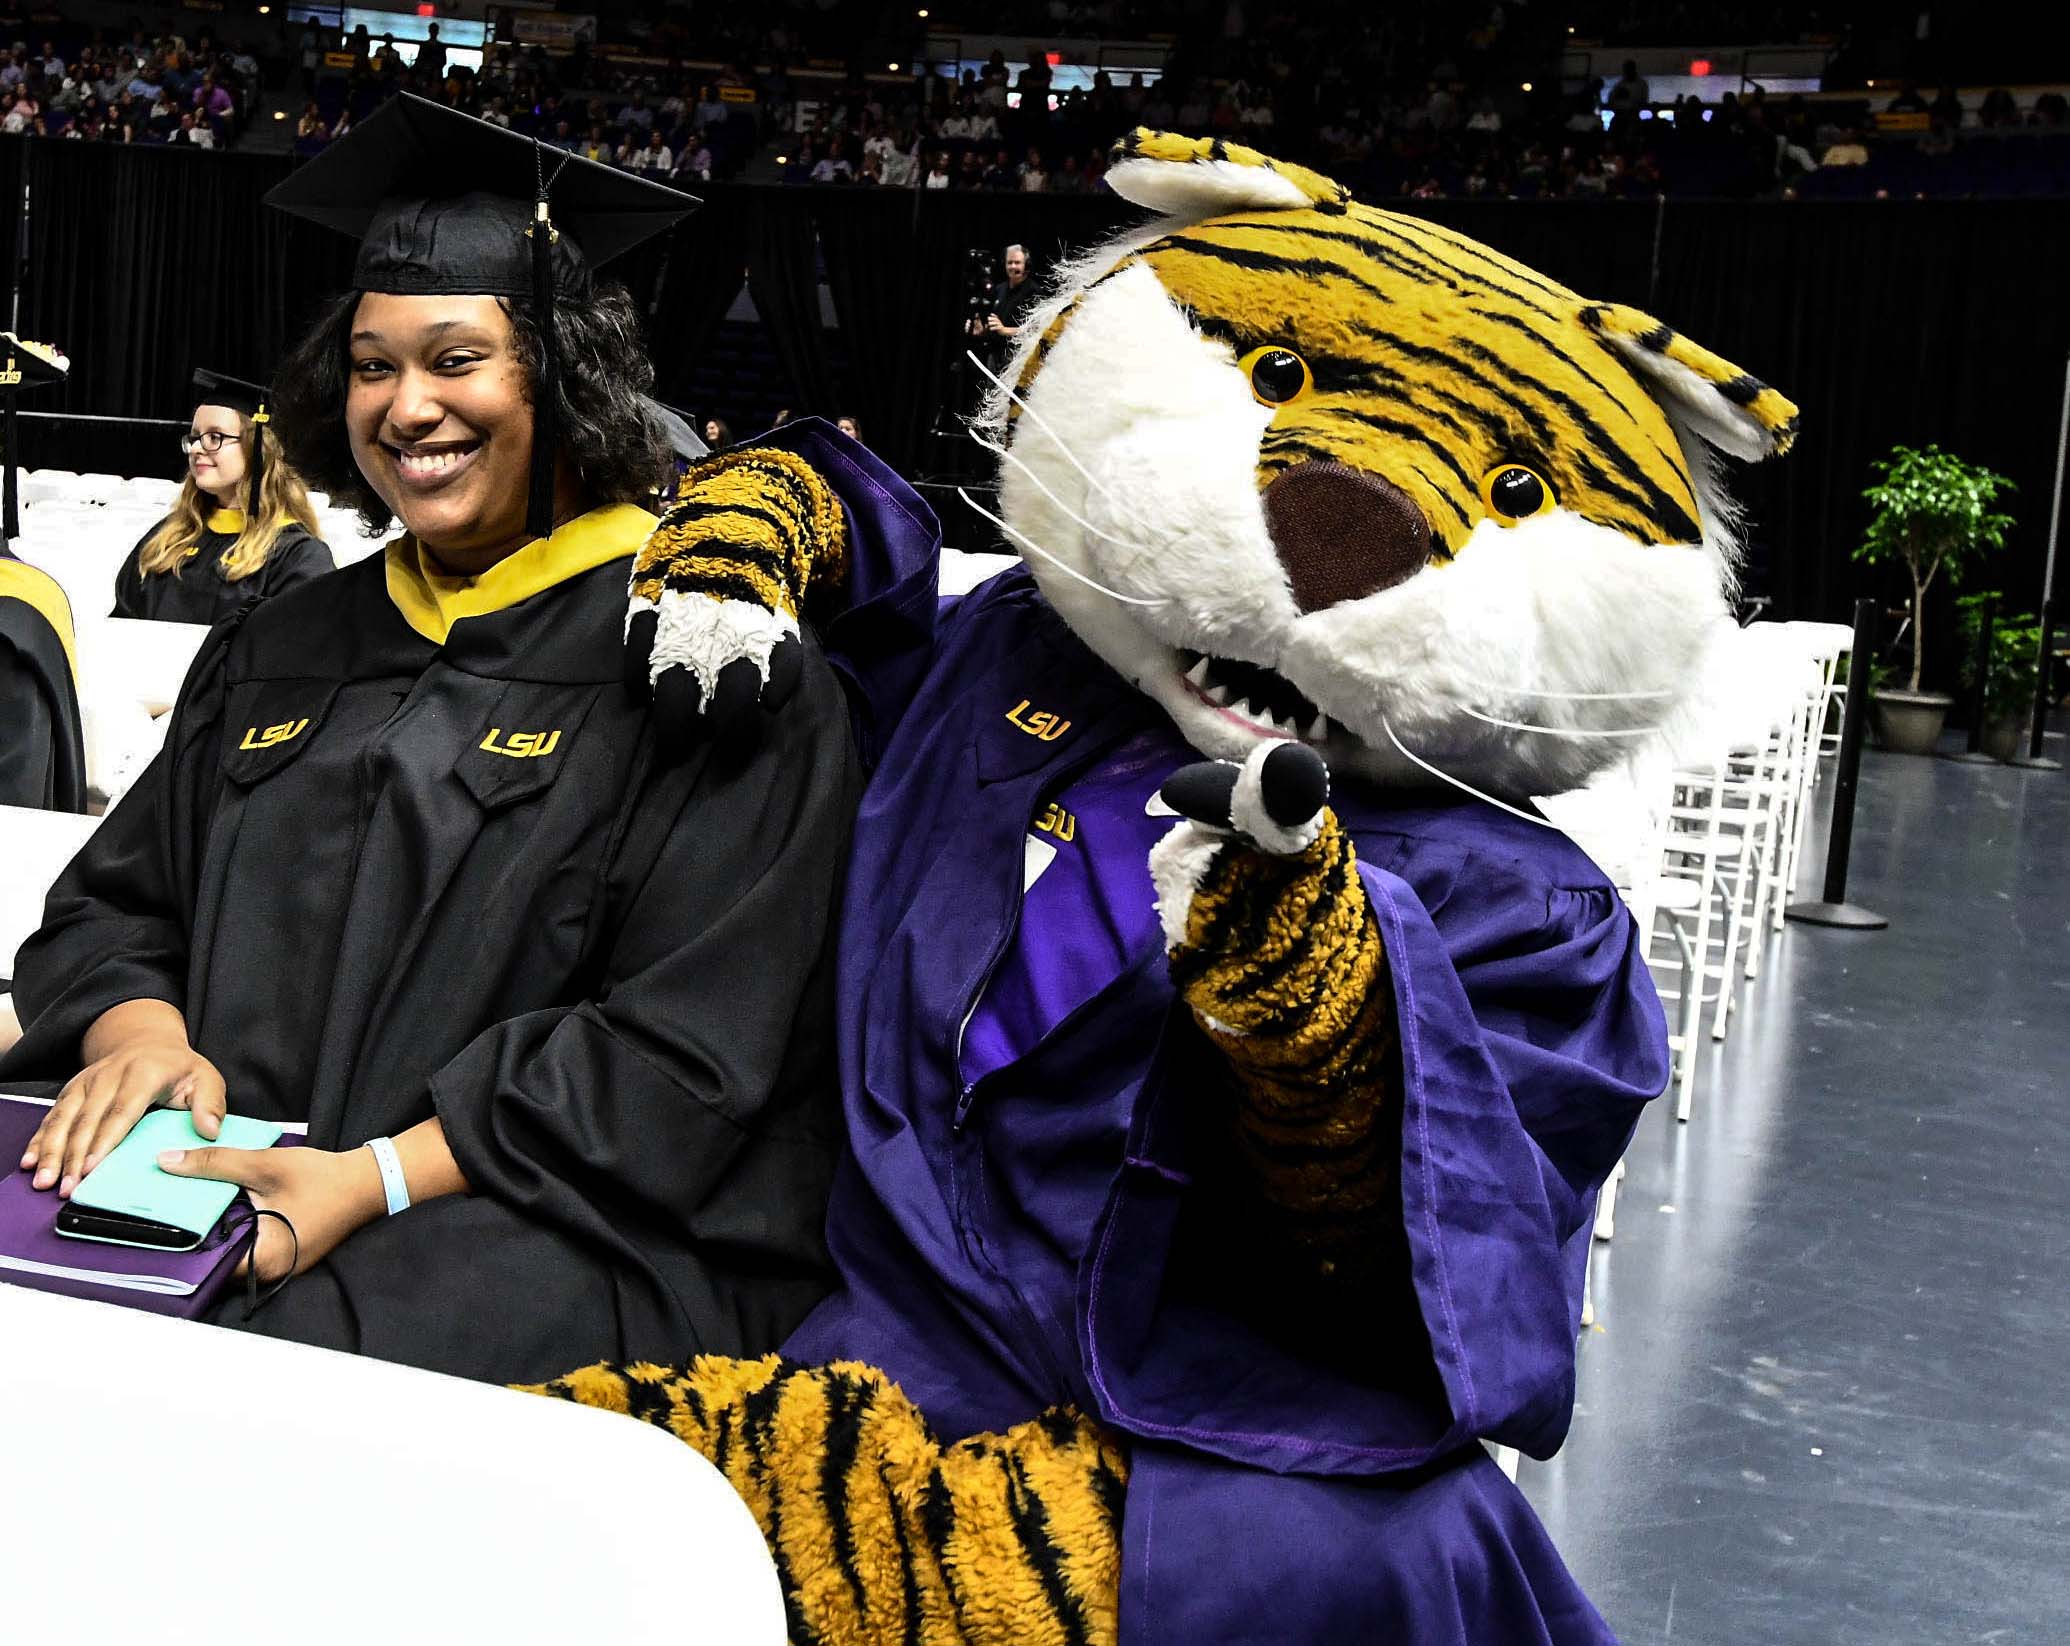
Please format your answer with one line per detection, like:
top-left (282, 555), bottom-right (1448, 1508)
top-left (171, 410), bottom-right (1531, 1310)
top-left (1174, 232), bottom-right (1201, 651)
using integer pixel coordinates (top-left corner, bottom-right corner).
top-left (9, 3), bottom-right (2070, 201)
top-left (11, 26), bottom-right (260, 146)
top-left (784, 43), bottom-right (2070, 201)
top-left (277, 20), bottom-right (755, 183)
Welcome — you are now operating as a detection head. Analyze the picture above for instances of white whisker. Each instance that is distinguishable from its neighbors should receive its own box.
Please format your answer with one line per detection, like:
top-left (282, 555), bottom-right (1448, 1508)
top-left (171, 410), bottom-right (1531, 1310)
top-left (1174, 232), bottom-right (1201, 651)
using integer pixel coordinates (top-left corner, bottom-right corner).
top-left (956, 488), bottom-right (1170, 608)
top-left (1381, 717), bottom-right (1558, 829)
top-left (963, 350), bottom-right (1161, 533)
top-left (967, 428), bottom-right (1164, 563)
top-left (1456, 706), bottom-right (1668, 739)
top-left (1452, 674), bottom-right (1678, 702)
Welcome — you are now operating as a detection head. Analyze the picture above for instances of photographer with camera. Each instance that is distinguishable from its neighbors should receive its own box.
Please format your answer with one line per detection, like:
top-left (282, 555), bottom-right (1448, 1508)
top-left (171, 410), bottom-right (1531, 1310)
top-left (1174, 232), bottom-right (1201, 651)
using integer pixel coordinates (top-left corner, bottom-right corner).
top-left (965, 244), bottom-right (1038, 358)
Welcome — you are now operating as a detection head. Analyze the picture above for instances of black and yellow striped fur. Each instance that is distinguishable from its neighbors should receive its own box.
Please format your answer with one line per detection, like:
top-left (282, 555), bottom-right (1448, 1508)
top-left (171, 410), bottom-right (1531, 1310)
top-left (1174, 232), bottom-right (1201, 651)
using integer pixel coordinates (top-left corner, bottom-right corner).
top-left (1007, 130), bottom-right (1798, 564)
top-left (1167, 812), bottom-right (1399, 1279)
top-left (523, 1357), bottom-right (1127, 1646)
top-left (630, 445), bottom-right (849, 621)
top-left (1131, 214), bottom-right (1703, 554)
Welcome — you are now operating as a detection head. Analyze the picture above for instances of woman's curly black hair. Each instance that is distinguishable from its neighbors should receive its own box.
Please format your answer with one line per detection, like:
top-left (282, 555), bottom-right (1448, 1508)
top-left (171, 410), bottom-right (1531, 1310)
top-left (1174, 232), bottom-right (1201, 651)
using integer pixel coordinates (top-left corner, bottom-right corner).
top-left (273, 280), bottom-right (671, 533)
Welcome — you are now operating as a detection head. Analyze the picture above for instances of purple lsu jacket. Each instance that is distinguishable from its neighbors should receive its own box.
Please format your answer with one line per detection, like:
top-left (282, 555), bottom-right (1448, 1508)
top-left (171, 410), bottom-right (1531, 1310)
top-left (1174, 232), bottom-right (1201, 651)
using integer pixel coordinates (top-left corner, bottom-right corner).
top-left (764, 421), bottom-right (1668, 1643)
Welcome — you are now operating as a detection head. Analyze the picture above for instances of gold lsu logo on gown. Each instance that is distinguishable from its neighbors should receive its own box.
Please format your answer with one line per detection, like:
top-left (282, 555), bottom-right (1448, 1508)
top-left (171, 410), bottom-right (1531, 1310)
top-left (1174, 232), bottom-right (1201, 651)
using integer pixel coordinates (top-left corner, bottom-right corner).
top-left (1032, 802), bottom-right (1077, 842)
top-left (1005, 699), bottom-right (1072, 742)
top-left (479, 726), bottom-right (563, 759)
top-left (238, 718), bottom-right (309, 750)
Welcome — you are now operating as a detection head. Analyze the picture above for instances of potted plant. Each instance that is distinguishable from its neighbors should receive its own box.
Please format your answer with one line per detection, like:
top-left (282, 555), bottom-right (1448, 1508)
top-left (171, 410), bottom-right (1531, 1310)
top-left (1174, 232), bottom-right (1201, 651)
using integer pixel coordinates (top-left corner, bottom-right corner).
top-left (1956, 594), bottom-right (2042, 761)
top-left (1853, 443), bottom-right (2017, 755)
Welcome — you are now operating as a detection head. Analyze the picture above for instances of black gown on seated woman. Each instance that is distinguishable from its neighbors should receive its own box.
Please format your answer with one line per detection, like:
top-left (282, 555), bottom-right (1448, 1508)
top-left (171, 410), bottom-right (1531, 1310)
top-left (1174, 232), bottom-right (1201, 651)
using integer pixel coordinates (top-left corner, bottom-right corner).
top-left (0, 550), bottom-right (87, 814)
top-left (114, 508), bottom-right (334, 625)
top-left (2, 504), bottom-right (860, 1383)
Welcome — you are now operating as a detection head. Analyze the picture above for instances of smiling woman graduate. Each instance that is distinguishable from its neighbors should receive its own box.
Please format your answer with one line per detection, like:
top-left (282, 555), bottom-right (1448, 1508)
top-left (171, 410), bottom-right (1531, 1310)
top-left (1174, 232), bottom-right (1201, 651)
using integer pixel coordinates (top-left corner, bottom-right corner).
top-left (0, 96), bottom-right (862, 1381)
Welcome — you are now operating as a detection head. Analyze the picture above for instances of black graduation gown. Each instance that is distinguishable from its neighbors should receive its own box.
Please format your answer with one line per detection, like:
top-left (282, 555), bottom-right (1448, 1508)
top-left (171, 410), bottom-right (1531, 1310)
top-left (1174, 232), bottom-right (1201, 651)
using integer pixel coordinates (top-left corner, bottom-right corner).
top-left (113, 516), bottom-right (335, 625)
top-left (4, 523), bottom-right (859, 1383)
top-left (0, 553), bottom-right (88, 815)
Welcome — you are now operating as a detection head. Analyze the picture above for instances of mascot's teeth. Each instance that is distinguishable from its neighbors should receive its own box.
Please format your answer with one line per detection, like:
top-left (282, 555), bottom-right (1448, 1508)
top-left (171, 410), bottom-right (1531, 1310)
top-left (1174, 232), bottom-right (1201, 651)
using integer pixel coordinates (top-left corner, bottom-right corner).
top-left (1184, 658), bottom-right (1212, 688)
top-left (1204, 685), bottom-right (1232, 707)
top-left (1303, 714), bottom-right (1329, 740)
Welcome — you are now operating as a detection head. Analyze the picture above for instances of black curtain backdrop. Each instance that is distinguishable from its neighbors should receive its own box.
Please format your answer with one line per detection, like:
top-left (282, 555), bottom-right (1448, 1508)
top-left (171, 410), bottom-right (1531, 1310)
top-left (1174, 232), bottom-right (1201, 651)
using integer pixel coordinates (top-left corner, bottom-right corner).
top-left (810, 188), bottom-right (934, 460)
top-left (5, 135), bottom-right (2066, 686)
top-left (809, 187), bottom-right (1136, 476)
top-left (1646, 199), bottom-right (2070, 665)
top-left (745, 191), bottom-right (838, 424)
top-left (632, 184), bottom-right (749, 406)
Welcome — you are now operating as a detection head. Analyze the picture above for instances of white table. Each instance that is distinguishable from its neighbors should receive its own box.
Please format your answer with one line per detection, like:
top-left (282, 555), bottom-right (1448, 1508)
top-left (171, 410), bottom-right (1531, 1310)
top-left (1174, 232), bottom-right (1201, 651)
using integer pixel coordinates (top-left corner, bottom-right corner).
top-left (0, 1282), bottom-right (785, 1642)
top-left (0, 804), bottom-right (100, 979)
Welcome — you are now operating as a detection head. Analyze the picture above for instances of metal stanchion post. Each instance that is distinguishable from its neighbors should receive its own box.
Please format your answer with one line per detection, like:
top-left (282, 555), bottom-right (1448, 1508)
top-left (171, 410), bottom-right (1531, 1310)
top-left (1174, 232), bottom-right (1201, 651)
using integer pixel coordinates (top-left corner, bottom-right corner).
top-left (2013, 599), bottom-right (2061, 769)
top-left (1945, 592), bottom-right (1999, 763)
top-left (1787, 597), bottom-right (1889, 930)
top-left (2014, 351), bottom-right (2069, 770)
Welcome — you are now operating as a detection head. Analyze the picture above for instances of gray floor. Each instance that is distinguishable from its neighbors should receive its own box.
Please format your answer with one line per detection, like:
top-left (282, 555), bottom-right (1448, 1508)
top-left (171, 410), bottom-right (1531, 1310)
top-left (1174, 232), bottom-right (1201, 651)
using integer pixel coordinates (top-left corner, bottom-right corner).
top-left (1524, 732), bottom-right (2070, 1646)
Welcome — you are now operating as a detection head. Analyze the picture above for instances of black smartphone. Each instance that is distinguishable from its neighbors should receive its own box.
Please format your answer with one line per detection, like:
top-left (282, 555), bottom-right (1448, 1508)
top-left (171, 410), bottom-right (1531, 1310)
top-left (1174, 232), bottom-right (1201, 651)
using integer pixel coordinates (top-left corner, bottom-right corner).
top-left (53, 1201), bottom-right (204, 1251)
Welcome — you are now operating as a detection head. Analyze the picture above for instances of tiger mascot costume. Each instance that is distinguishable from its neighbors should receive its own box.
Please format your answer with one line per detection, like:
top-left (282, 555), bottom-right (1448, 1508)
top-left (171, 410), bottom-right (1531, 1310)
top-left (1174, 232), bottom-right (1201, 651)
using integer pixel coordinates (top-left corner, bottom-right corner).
top-left (529, 132), bottom-right (1797, 1645)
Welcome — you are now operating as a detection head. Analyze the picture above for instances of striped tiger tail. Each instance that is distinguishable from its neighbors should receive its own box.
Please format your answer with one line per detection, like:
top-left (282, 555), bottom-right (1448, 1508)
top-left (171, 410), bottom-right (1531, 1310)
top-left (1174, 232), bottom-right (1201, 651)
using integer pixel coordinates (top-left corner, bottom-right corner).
top-left (521, 1356), bottom-right (1128, 1646)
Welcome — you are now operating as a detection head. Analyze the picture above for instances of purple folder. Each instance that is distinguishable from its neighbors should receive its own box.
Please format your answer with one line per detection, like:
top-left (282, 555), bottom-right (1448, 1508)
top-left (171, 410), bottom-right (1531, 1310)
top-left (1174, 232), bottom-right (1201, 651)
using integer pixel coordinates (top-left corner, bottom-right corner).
top-left (0, 1096), bottom-right (295, 1319)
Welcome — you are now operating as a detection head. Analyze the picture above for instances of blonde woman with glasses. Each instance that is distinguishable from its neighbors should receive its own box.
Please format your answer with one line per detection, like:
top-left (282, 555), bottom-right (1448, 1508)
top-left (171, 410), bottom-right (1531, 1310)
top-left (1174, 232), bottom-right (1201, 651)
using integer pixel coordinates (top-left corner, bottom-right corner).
top-left (114, 369), bottom-right (334, 624)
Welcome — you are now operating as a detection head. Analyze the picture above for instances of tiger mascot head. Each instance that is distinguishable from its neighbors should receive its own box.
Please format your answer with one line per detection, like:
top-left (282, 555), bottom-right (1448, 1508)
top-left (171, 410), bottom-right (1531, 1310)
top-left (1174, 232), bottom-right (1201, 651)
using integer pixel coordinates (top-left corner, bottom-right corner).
top-left (986, 130), bottom-right (1798, 798)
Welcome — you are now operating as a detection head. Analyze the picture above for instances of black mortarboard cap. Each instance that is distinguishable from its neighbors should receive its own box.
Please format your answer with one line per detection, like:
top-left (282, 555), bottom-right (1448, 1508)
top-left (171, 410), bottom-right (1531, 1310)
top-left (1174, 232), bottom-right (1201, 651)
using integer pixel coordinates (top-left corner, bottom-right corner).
top-left (192, 368), bottom-right (272, 515)
top-left (265, 94), bottom-right (698, 536)
top-left (646, 399), bottom-right (708, 467)
top-left (0, 332), bottom-right (69, 542)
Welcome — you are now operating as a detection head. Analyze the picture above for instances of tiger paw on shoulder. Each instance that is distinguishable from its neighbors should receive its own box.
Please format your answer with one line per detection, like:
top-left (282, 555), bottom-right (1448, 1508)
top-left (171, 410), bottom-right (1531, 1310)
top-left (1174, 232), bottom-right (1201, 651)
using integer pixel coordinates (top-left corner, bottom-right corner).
top-left (624, 445), bottom-right (849, 751)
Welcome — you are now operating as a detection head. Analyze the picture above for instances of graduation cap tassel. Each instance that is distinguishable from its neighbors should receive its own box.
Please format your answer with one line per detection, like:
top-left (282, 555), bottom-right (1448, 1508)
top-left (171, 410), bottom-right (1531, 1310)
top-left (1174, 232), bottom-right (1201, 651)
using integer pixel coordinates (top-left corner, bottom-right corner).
top-left (526, 160), bottom-right (559, 540)
top-left (248, 398), bottom-right (268, 518)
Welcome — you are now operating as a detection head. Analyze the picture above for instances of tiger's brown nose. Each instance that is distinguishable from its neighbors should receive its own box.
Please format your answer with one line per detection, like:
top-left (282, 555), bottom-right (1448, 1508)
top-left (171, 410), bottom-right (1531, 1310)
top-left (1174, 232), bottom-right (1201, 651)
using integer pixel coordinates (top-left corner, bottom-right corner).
top-left (1263, 461), bottom-right (1433, 613)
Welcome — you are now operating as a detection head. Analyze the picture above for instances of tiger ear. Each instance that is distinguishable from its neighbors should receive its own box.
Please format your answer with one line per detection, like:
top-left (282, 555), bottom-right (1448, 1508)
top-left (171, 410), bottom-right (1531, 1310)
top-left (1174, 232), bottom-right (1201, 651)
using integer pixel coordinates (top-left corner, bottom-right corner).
top-left (1578, 303), bottom-right (1799, 462)
top-left (1104, 128), bottom-right (1352, 219)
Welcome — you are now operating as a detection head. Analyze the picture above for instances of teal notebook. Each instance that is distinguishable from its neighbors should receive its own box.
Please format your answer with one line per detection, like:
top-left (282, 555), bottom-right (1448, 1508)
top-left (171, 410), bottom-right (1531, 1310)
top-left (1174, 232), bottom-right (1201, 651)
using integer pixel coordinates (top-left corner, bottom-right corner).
top-left (62, 1110), bottom-right (286, 1246)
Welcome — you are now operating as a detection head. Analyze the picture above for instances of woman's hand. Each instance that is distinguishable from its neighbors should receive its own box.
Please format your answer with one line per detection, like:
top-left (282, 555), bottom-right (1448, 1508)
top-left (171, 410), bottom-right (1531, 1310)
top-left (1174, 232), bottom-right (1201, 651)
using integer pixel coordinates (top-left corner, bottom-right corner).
top-left (20, 1000), bottom-right (226, 1197)
top-left (157, 1144), bottom-right (387, 1284)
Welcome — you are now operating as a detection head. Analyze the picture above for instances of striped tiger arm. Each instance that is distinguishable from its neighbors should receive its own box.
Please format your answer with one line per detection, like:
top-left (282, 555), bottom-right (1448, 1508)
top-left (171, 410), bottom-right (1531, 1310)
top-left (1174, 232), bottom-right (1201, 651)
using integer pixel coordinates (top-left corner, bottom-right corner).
top-left (520, 1356), bottom-right (1127, 1646)
top-left (1150, 747), bottom-right (1400, 1282)
top-left (625, 446), bottom-right (850, 749)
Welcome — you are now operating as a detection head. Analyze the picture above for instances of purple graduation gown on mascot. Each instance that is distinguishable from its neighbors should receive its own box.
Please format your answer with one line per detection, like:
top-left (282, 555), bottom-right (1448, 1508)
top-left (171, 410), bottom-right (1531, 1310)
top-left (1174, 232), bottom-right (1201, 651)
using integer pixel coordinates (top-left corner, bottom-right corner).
top-left (776, 422), bottom-right (1666, 1643)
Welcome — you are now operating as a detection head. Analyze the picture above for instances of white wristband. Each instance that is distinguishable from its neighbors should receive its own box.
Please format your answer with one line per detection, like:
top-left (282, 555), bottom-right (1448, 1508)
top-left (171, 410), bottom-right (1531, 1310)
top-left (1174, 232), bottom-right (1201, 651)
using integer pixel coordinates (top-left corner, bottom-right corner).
top-left (365, 1135), bottom-right (411, 1217)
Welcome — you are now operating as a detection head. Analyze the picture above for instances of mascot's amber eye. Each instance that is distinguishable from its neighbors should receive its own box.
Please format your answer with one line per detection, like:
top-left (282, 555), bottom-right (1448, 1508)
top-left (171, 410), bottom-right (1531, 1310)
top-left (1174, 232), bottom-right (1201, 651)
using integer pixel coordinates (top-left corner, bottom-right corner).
top-left (1480, 465), bottom-right (1554, 524)
top-left (1240, 347), bottom-right (1312, 406)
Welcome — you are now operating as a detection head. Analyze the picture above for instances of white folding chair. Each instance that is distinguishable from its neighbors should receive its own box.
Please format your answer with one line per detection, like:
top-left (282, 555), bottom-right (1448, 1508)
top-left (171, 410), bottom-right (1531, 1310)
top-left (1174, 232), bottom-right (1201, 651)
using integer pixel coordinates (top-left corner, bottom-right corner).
top-left (1702, 697), bottom-right (1805, 1024)
top-left (116, 476), bottom-right (182, 511)
top-left (1639, 747), bottom-right (1739, 1120)
top-left (17, 476), bottom-right (74, 508)
top-left (64, 471), bottom-right (123, 506)
top-left (1778, 621), bottom-right (1855, 915)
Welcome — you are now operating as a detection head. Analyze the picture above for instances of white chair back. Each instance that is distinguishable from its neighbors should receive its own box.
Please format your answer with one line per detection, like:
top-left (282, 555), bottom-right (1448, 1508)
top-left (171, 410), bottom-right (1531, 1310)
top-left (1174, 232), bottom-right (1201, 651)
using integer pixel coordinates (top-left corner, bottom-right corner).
top-left (0, 806), bottom-right (102, 979)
